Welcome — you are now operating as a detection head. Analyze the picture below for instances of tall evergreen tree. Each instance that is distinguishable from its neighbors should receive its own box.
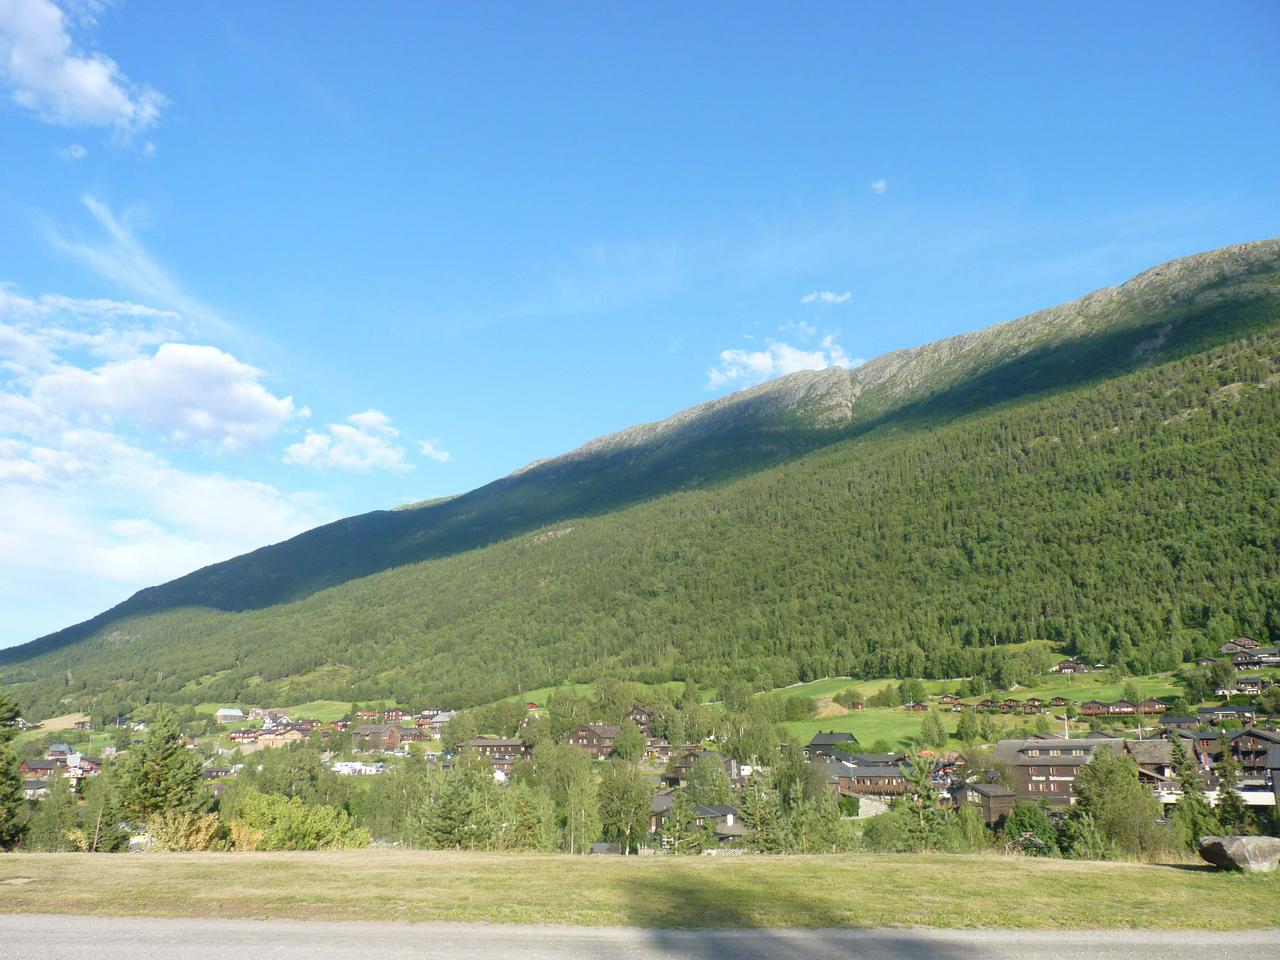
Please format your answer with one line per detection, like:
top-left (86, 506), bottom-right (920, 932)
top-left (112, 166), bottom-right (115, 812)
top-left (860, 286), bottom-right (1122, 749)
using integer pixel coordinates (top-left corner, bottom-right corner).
top-left (0, 683), bottom-right (25, 850)
top-left (115, 710), bottom-right (207, 823)
top-left (1169, 739), bottom-right (1221, 850)
top-left (25, 771), bottom-right (78, 851)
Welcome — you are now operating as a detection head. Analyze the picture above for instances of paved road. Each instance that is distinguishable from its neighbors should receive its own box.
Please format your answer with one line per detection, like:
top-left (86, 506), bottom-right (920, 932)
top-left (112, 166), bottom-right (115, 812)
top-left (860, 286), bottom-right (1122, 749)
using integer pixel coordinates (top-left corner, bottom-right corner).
top-left (3, 914), bottom-right (1275, 959)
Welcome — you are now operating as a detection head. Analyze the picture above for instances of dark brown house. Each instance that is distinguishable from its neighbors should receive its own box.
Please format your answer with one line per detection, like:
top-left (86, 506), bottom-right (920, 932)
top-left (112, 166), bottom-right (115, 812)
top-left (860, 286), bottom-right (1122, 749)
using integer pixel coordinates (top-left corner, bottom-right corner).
top-left (952, 781), bottom-right (1016, 827)
top-left (351, 724), bottom-right (402, 751)
top-left (564, 723), bottom-right (620, 758)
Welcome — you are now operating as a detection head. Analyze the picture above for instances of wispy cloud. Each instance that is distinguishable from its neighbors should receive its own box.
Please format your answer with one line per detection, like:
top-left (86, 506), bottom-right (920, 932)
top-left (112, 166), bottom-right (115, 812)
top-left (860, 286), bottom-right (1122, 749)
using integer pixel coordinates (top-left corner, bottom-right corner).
top-left (870, 179), bottom-right (888, 195)
top-left (284, 409), bottom-right (411, 474)
top-left (42, 195), bottom-right (234, 338)
top-left (55, 142), bottom-right (86, 161)
top-left (418, 438), bottom-right (453, 463)
top-left (800, 290), bottom-right (852, 305)
top-left (0, 0), bottom-right (164, 134)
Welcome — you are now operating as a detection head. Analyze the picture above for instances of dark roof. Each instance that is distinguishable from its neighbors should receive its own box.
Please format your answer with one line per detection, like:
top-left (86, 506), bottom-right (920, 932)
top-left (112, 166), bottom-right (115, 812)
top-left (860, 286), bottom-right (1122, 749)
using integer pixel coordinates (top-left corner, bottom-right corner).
top-left (808, 731), bottom-right (859, 747)
top-left (1265, 745), bottom-right (1280, 769)
top-left (23, 759), bottom-right (57, 770)
top-left (962, 782), bottom-right (1014, 798)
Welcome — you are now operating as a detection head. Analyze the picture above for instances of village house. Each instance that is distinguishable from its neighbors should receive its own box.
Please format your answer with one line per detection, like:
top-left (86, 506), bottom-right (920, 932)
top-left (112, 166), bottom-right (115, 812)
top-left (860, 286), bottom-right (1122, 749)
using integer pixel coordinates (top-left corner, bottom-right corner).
top-left (214, 707), bottom-right (246, 724)
top-left (22, 780), bottom-right (48, 800)
top-left (351, 724), bottom-right (402, 751)
top-left (951, 781), bottom-right (1015, 827)
top-left (1199, 705), bottom-right (1256, 726)
top-left (18, 758), bottom-right (59, 778)
top-left (1236, 677), bottom-right (1267, 696)
top-left (1193, 657), bottom-right (1218, 667)
top-left (648, 793), bottom-right (744, 845)
top-left (662, 749), bottom-right (742, 789)
top-left (937, 694), bottom-right (961, 706)
top-left (626, 706), bottom-right (654, 735)
top-left (841, 764), bottom-right (910, 796)
top-left (902, 701), bottom-right (929, 713)
top-left (1220, 637), bottom-right (1260, 654)
top-left (383, 708), bottom-right (409, 722)
top-left (1138, 699), bottom-right (1168, 715)
top-left (992, 738), bottom-right (1122, 808)
top-left (805, 730), bottom-right (860, 760)
top-left (1233, 728), bottom-right (1280, 780)
top-left (1232, 651), bottom-right (1265, 670)
top-left (644, 737), bottom-right (676, 764)
top-left (227, 729), bottom-right (260, 744)
top-left (258, 725), bottom-right (310, 749)
top-left (1161, 715), bottom-right (1200, 732)
top-left (564, 723), bottom-right (620, 758)
top-left (977, 699), bottom-right (997, 711)
top-left (1050, 659), bottom-right (1091, 675)
top-left (72, 719), bottom-right (92, 731)
top-left (463, 738), bottom-right (528, 774)
top-left (47, 743), bottom-right (72, 760)
top-left (355, 710), bottom-right (381, 721)
top-left (1049, 697), bottom-right (1071, 708)
top-left (999, 698), bottom-right (1022, 714)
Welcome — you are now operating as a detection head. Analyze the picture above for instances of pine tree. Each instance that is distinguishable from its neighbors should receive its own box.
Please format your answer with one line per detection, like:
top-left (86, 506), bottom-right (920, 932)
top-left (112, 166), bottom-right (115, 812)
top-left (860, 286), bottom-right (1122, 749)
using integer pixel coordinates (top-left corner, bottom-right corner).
top-left (115, 710), bottom-right (207, 823)
top-left (895, 755), bottom-right (944, 851)
top-left (0, 683), bottom-right (25, 850)
top-left (1170, 739), bottom-right (1220, 851)
top-left (1214, 737), bottom-right (1252, 834)
top-left (26, 771), bottom-right (78, 851)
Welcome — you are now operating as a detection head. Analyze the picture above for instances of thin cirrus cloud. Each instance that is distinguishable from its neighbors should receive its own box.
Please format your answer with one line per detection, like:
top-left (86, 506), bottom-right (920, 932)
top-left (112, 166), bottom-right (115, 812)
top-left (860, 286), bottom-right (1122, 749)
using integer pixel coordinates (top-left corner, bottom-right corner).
top-left (0, 0), bottom-right (164, 134)
top-left (800, 290), bottom-right (852, 305)
top-left (42, 195), bottom-right (233, 338)
top-left (870, 178), bottom-right (888, 195)
top-left (418, 438), bottom-right (453, 463)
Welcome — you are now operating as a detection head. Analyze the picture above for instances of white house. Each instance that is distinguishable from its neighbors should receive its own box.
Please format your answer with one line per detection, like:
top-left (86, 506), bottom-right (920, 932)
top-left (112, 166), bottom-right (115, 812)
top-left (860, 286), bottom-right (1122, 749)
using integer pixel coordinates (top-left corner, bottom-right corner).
top-left (214, 707), bottom-right (246, 724)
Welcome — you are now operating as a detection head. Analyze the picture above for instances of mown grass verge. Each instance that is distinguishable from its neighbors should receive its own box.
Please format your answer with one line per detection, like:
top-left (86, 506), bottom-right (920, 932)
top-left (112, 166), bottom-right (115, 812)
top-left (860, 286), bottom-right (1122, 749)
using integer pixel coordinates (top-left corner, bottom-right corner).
top-left (1, 850), bottom-right (1276, 928)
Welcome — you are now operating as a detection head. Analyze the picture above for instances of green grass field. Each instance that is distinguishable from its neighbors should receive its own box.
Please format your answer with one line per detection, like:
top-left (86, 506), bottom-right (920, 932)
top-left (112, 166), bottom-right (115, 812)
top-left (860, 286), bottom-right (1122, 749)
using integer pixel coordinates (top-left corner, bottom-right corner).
top-left (0, 851), bottom-right (1274, 929)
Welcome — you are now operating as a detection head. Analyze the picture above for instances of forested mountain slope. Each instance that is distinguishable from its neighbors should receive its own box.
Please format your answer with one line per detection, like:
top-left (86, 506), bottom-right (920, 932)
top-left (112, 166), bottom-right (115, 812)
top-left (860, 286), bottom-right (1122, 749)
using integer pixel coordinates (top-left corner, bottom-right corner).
top-left (10, 240), bottom-right (1278, 664)
top-left (3, 240), bottom-right (1279, 718)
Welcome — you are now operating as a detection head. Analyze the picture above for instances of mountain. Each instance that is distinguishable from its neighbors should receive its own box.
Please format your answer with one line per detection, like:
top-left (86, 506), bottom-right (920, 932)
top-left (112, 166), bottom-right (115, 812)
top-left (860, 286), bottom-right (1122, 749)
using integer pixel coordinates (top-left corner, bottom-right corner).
top-left (4, 239), bottom-right (1279, 717)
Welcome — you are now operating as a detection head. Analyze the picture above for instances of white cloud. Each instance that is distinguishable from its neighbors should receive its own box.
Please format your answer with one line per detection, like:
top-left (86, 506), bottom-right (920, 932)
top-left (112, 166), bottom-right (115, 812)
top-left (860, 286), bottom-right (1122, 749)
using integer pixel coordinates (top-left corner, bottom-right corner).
top-left (0, 0), bottom-right (164, 133)
top-left (2, 283), bottom-right (300, 455)
top-left (706, 333), bottom-right (862, 391)
top-left (418, 438), bottom-right (453, 463)
top-left (800, 290), bottom-right (852, 305)
top-left (0, 429), bottom-right (329, 640)
top-left (33, 343), bottom-right (300, 451)
top-left (285, 409), bottom-right (410, 474)
top-left (55, 141), bottom-right (85, 160)
top-left (870, 179), bottom-right (888, 195)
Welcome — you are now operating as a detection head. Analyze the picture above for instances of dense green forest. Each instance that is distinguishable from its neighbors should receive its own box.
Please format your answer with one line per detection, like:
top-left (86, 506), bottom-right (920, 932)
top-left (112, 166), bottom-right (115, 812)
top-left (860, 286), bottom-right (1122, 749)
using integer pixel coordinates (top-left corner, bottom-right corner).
top-left (12, 240), bottom-right (1278, 665)
top-left (5, 322), bottom-right (1278, 718)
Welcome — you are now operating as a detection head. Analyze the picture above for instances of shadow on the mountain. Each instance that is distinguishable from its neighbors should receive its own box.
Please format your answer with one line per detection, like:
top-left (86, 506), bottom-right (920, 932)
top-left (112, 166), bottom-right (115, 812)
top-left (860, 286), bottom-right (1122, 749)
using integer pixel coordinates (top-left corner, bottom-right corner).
top-left (7, 277), bottom-right (1277, 663)
top-left (619, 863), bottom-right (985, 959)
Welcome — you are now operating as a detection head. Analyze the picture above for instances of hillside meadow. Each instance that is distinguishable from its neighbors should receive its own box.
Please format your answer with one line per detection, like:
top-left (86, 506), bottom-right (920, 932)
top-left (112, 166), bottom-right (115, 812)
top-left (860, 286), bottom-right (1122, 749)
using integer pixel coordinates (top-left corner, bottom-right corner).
top-left (1, 850), bottom-right (1276, 928)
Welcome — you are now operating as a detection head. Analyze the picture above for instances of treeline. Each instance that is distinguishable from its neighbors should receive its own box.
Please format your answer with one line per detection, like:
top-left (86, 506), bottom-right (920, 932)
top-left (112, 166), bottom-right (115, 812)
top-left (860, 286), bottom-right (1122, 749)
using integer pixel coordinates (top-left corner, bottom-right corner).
top-left (6, 330), bottom-right (1280, 719)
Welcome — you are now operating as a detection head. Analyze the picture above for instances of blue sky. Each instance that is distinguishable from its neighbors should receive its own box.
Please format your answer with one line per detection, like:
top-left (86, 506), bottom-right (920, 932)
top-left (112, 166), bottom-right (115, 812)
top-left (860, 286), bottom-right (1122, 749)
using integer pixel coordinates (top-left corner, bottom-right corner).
top-left (1, 1), bottom-right (1278, 647)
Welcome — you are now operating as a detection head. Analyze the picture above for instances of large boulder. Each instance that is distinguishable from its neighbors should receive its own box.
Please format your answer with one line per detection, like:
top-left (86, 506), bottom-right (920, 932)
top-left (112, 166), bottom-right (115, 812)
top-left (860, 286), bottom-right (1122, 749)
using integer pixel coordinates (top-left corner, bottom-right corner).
top-left (1198, 835), bottom-right (1280, 873)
